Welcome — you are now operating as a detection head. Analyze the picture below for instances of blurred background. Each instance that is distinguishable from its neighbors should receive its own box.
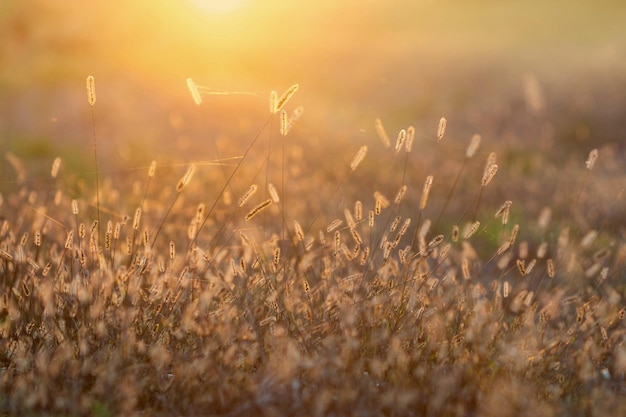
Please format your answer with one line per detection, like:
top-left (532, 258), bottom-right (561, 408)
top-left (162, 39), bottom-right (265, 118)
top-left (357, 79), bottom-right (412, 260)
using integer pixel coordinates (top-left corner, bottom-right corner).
top-left (1, 0), bottom-right (625, 191)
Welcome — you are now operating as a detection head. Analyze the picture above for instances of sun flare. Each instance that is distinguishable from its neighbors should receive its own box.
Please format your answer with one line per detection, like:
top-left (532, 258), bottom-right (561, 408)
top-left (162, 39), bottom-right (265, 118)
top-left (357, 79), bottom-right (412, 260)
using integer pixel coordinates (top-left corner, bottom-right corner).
top-left (189, 0), bottom-right (248, 15)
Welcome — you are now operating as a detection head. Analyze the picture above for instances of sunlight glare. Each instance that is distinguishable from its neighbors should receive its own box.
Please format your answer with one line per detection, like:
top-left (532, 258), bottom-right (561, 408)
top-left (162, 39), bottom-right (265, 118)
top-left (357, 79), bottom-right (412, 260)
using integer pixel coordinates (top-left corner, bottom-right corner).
top-left (190, 0), bottom-right (248, 15)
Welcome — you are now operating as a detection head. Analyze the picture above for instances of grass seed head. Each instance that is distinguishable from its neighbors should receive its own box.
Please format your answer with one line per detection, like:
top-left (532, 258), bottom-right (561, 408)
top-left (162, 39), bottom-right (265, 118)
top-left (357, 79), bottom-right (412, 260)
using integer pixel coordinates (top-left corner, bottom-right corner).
top-left (374, 118), bottom-right (391, 148)
top-left (350, 145), bottom-right (368, 171)
top-left (395, 129), bottom-right (406, 153)
top-left (437, 117), bottom-right (447, 141)
top-left (268, 183), bottom-right (280, 203)
top-left (245, 199), bottom-right (272, 221)
top-left (238, 184), bottom-right (258, 207)
top-left (274, 84), bottom-right (299, 113)
top-left (585, 148), bottom-right (598, 170)
top-left (420, 175), bottom-right (433, 209)
top-left (466, 134), bottom-right (481, 158)
top-left (51, 157), bottom-right (62, 178)
top-left (186, 78), bottom-right (202, 106)
top-left (354, 200), bottom-right (362, 221)
top-left (176, 164), bottom-right (196, 192)
top-left (86, 75), bottom-right (96, 106)
top-left (481, 163), bottom-right (498, 186)
top-left (269, 90), bottom-right (278, 113)
top-left (405, 126), bottom-right (415, 152)
top-left (394, 185), bottom-right (407, 205)
top-left (280, 109), bottom-right (288, 136)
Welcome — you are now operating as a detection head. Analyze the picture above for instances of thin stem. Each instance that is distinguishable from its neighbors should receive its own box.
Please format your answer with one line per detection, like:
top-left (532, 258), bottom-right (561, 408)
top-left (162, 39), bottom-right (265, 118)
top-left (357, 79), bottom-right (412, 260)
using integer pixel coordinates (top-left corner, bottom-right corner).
top-left (90, 105), bottom-right (101, 268)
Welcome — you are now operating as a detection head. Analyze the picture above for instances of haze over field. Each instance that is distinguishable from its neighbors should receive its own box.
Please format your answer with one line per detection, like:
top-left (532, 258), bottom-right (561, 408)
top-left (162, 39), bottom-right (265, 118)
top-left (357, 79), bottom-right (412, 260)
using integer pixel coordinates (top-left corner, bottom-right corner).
top-left (1, 0), bottom-right (625, 166)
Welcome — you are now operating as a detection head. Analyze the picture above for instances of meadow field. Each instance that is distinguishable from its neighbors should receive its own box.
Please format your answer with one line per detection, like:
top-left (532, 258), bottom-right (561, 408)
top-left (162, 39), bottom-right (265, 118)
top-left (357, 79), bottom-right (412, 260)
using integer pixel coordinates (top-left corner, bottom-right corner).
top-left (1, 1), bottom-right (626, 416)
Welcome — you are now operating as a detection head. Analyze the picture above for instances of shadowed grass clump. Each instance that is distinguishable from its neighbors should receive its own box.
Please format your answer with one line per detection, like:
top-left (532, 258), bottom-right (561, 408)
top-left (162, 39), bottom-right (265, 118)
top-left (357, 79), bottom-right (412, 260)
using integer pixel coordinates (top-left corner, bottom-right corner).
top-left (0, 78), bottom-right (625, 417)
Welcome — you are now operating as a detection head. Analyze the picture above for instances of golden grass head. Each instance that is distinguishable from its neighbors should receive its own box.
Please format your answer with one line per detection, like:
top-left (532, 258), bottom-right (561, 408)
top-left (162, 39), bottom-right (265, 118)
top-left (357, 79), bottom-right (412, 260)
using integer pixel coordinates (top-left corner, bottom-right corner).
top-left (538, 207), bottom-right (552, 229)
top-left (466, 134), bottom-right (481, 158)
top-left (394, 185), bottom-right (407, 205)
top-left (186, 78), bottom-right (202, 106)
top-left (495, 200), bottom-right (512, 224)
top-left (294, 220), bottom-right (305, 242)
top-left (237, 184), bottom-right (258, 207)
top-left (268, 183), bottom-right (280, 203)
top-left (176, 164), bottom-right (196, 192)
top-left (148, 160), bottom-right (157, 178)
top-left (419, 175), bottom-right (433, 210)
top-left (395, 129), bottom-right (406, 153)
top-left (405, 126), bottom-right (415, 152)
top-left (86, 75), bottom-right (96, 106)
top-left (354, 200), bottom-right (362, 221)
top-left (484, 152), bottom-right (497, 176)
top-left (245, 199), bottom-right (272, 221)
top-left (461, 256), bottom-right (471, 280)
top-left (344, 208), bottom-right (357, 229)
top-left (547, 258), bottom-right (555, 278)
top-left (350, 145), bottom-right (368, 171)
top-left (287, 105), bottom-right (304, 133)
top-left (274, 84), bottom-right (299, 114)
top-left (373, 191), bottom-right (390, 210)
top-left (463, 221), bottom-right (480, 239)
top-left (585, 148), bottom-right (598, 170)
top-left (437, 117), bottom-right (447, 141)
top-left (280, 110), bottom-right (288, 136)
top-left (327, 218), bottom-right (343, 233)
top-left (374, 118), bottom-right (391, 148)
top-left (508, 224), bottom-right (520, 245)
top-left (481, 163), bottom-right (498, 187)
top-left (51, 157), bottom-right (62, 178)
top-left (133, 208), bottom-right (142, 230)
top-left (269, 90), bottom-right (278, 114)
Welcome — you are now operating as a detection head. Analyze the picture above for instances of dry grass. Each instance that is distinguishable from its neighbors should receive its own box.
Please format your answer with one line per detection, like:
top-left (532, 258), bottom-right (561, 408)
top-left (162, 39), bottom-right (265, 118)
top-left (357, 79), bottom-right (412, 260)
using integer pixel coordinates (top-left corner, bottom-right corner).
top-left (0, 78), bottom-right (625, 417)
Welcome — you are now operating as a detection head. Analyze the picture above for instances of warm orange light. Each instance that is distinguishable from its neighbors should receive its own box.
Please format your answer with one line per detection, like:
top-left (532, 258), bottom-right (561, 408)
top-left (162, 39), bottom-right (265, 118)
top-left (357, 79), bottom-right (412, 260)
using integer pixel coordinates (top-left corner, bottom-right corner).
top-left (189, 0), bottom-right (248, 15)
